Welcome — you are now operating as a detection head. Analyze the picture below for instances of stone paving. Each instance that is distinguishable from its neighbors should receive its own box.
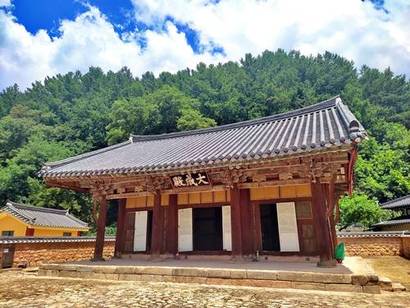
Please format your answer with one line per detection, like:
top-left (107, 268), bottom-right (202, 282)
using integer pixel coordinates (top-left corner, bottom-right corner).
top-left (1, 270), bottom-right (409, 307)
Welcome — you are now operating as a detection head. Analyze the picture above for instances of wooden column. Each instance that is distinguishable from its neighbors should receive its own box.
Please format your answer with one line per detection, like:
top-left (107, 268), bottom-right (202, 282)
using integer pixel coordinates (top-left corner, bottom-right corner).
top-left (114, 199), bottom-right (126, 258)
top-left (166, 194), bottom-right (178, 255)
top-left (93, 194), bottom-right (108, 261)
top-left (230, 184), bottom-right (243, 258)
top-left (325, 178), bottom-right (338, 258)
top-left (311, 180), bottom-right (336, 267)
top-left (151, 191), bottom-right (164, 256)
top-left (240, 189), bottom-right (252, 255)
top-left (252, 202), bottom-right (262, 253)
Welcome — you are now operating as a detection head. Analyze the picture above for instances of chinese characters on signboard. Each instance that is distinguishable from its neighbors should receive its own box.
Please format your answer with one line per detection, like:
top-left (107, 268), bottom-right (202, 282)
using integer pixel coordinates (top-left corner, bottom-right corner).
top-left (171, 172), bottom-right (210, 188)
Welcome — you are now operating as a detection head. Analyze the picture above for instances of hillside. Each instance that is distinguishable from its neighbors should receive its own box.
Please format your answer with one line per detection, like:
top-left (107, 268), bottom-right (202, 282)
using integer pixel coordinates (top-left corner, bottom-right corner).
top-left (0, 49), bottom-right (409, 224)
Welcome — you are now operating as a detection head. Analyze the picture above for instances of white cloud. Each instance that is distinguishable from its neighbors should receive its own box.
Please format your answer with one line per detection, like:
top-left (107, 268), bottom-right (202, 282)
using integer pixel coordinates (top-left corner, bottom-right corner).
top-left (0, 6), bottom-right (222, 89)
top-left (0, 0), bottom-right (410, 90)
top-left (132, 0), bottom-right (410, 75)
top-left (0, 0), bottom-right (11, 7)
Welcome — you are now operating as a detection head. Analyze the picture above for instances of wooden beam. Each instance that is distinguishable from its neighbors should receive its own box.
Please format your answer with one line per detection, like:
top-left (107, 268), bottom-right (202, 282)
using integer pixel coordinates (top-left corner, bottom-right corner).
top-left (161, 185), bottom-right (227, 194)
top-left (238, 178), bottom-right (309, 189)
top-left (106, 191), bottom-right (154, 200)
top-left (93, 194), bottom-right (108, 261)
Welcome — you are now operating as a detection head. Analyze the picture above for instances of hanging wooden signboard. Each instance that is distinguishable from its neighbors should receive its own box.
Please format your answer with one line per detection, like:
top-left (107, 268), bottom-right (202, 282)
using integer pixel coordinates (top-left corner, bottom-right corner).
top-left (170, 172), bottom-right (210, 188)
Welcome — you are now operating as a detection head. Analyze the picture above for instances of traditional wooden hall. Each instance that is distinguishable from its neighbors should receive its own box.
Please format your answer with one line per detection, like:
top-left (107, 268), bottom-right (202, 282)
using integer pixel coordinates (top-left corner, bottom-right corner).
top-left (40, 96), bottom-right (366, 267)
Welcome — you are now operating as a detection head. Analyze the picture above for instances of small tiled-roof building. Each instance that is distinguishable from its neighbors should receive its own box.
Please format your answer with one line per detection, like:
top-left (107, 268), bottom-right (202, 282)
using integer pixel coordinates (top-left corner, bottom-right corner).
top-left (40, 96), bottom-right (366, 267)
top-left (373, 195), bottom-right (410, 231)
top-left (0, 201), bottom-right (89, 237)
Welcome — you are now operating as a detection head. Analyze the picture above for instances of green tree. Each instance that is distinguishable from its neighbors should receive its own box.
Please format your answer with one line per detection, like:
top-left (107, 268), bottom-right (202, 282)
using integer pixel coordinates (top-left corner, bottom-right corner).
top-left (339, 193), bottom-right (396, 230)
top-left (176, 108), bottom-right (216, 131)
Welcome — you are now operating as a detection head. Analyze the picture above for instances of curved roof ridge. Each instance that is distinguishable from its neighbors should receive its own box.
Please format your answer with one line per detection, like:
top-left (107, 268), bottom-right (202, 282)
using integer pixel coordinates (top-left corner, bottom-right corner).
top-left (7, 201), bottom-right (68, 214)
top-left (381, 194), bottom-right (410, 208)
top-left (131, 95), bottom-right (340, 142)
top-left (65, 212), bottom-right (89, 226)
top-left (4, 201), bottom-right (37, 222)
top-left (2, 201), bottom-right (89, 229)
top-left (43, 140), bottom-right (131, 170)
top-left (382, 194), bottom-right (410, 205)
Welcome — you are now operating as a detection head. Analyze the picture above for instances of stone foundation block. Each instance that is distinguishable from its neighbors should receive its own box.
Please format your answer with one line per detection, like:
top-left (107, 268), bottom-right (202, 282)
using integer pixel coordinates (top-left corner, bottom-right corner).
top-left (351, 275), bottom-right (368, 286)
top-left (175, 276), bottom-right (207, 284)
top-left (58, 270), bottom-right (81, 278)
top-left (275, 271), bottom-right (299, 281)
top-left (293, 282), bottom-right (327, 291)
top-left (76, 266), bottom-right (94, 272)
top-left (103, 273), bottom-right (119, 280)
top-left (118, 274), bottom-right (138, 281)
top-left (277, 272), bottom-right (351, 284)
top-left (326, 283), bottom-right (363, 293)
top-left (92, 266), bottom-right (117, 274)
top-left (206, 269), bottom-right (233, 279)
top-left (138, 267), bottom-right (174, 276)
top-left (61, 265), bottom-right (79, 271)
top-left (363, 285), bottom-right (381, 294)
top-left (392, 283), bottom-right (406, 292)
top-left (114, 266), bottom-right (137, 274)
top-left (37, 269), bottom-right (47, 276)
top-left (378, 277), bottom-right (393, 290)
top-left (228, 269), bottom-right (247, 279)
top-left (88, 272), bottom-right (110, 280)
top-left (172, 268), bottom-right (203, 277)
top-left (40, 264), bottom-right (61, 271)
top-left (367, 275), bottom-right (379, 284)
top-left (246, 270), bottom-right (277, 280)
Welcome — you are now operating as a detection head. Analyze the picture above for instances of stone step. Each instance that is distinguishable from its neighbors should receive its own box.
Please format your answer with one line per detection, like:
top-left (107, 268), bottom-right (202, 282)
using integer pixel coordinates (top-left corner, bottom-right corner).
top-left (378, 276), bottom-right (393, 290)
top-left (391, 283), bottom-right (406, 292)
top-left (38, 263), bottom-right (382, 294)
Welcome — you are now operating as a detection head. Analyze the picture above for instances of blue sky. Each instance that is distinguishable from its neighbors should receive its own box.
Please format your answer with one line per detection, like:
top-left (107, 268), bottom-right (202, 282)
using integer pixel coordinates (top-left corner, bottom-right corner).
top-left (0, 0), bottom-right (409, 90)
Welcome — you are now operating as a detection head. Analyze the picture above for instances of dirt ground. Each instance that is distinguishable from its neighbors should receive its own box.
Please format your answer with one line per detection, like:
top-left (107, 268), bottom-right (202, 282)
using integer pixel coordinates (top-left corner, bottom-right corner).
top-left (365, 256), bottom-right (410, 289)
top-left (1, 270), bottom-right (410, 307)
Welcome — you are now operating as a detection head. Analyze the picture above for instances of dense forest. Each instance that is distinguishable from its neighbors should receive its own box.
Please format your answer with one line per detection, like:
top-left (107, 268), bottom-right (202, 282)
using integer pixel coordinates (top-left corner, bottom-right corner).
top-left (0, 49), bottom-right (409, 229)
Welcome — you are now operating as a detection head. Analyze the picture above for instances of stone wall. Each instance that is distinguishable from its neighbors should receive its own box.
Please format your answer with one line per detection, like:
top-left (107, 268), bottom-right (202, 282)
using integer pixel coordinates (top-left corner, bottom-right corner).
top-left (337, 233), bottom-right (410, 258)
top-left (2, 233), bottom-right (410, 268)
top-left (0, 237), bottom-right (115, 267)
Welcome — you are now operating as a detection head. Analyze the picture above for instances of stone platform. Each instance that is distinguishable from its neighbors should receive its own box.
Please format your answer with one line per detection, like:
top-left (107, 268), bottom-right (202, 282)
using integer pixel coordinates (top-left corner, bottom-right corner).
top-left (37, 257), bottom-right (393, 294)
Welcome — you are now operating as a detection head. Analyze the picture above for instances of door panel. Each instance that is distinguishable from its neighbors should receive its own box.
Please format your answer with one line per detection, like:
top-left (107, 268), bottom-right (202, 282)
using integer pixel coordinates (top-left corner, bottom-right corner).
top-left (134, 211), bottom-right (148, 252)
top-left (193, 207), bottom-right (223, 251)
top-left (222, 206), bottom-right (232, 251)
top-left (260, 204), bottom-right (280, 251)
top-left (277, 202), bottom-right (300, 252)
top-left (146, 210), bottom-right (153, 252)
top-left (124, 212), bottom-right (135, 252)
top-left (178, 208), bottom-right (193, 252)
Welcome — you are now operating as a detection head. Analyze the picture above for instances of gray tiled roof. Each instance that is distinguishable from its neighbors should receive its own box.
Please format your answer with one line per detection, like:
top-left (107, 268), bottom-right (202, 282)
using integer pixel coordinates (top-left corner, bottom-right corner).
top-left (1, 201), bottom-right (89, 229)
top-left (372, 218), bottom-right (410, 227)
top-left (381, 195), bottom-right (410, 209)
top-left (40, 96), bottom-right (366, 178)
